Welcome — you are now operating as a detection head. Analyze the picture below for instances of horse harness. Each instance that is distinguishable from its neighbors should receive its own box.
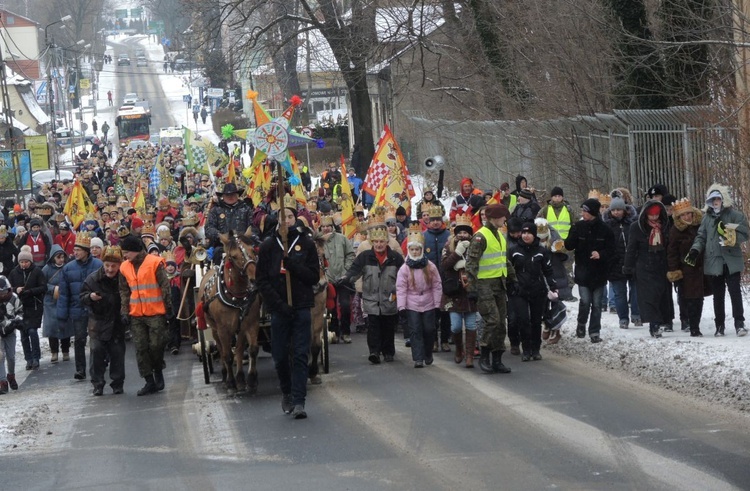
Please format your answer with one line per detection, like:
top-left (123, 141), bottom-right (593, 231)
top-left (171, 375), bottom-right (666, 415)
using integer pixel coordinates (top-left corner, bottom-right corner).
top-left (202, 240), bottom-right (257, 327)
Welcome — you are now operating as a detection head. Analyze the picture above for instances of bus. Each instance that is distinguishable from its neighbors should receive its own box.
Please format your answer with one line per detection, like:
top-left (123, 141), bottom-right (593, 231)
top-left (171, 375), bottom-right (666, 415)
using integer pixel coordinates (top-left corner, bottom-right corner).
top-left (159, 127), bottom-right (184, 147)
top-left (115, 106), bottom-right (151, 145)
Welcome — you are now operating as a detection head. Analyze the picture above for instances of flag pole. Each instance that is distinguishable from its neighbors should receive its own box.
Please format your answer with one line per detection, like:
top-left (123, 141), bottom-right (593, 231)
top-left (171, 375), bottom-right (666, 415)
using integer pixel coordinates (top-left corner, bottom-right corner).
top-left (277, 163), bottom-right (293, 306)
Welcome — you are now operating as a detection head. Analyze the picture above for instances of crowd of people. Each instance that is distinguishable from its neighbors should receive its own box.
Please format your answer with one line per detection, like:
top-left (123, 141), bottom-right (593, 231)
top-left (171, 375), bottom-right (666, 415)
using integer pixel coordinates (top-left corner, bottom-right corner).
top-left (0, 140), bottom-right (747, 422)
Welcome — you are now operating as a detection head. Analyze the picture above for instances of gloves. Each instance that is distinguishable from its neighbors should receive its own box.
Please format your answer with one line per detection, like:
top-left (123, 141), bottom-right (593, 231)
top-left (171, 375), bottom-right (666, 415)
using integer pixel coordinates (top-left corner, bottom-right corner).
top-left (454, 240), bottom-right (470, 256)
top-left (506, 281), bottom-right (520, 297)
top-left (334, 277), bottom-right (350, 288)
top-left (9, 318), bottom-right (24, 332)
top-left (453, 259), bottom-right (466, 271)
top-left (466, 291), bottom-right (478, 302)
top-left (684, 249), bottom-right (699, 267)
top-left (666, 270), bottom-right (683, 283)
top-left (278, 303), bottom-right (296, 320)
top-left (120, 314), bottom-right (130, 327)
top-left (181, 268), bottom-right (196, 279)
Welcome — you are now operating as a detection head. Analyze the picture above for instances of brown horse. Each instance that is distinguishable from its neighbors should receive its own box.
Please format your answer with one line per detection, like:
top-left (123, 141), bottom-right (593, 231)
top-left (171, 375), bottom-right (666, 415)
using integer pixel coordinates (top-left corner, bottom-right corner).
top-left (308, 234), bottom-right (330, 384)
top-left (197, 230), bottom-right (258, 394)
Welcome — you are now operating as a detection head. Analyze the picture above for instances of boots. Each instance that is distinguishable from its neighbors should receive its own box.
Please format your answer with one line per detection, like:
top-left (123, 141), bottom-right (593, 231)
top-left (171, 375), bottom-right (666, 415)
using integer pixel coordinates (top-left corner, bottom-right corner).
top-left (153, 370), bottom-right (165, 391)
top-left (479, 346), bottom-right (493, 373)
top-left (715, 324), bottom-right (725, 337)
top-left (51, 352), bottom-right (58, 363)
top-left (464, 330), bottom-right (476, 368)
top-left (7, 373), bottom-right (17, 390)
top-left (137, 375), bottom-right (158, 396)
top-left (491, 350), bottom-right (511, 373)
top-left (0, 381), bottom-right (7, 394)
top-left (62, 352), bottom-right (70, 361)
top-left (452, 332), bottom-right (464, 364)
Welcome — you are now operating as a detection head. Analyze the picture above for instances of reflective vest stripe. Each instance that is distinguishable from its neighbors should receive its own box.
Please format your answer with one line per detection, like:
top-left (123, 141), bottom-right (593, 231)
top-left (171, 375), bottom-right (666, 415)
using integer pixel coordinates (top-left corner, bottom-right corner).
top-left (120, 254), bottom-right (166, 317)
top-left (477, 227), bottom-right (507, 279)
top-left (508, 194), bottom-right (517, 213)
top-left (546, 206), bottom-right (571, 239)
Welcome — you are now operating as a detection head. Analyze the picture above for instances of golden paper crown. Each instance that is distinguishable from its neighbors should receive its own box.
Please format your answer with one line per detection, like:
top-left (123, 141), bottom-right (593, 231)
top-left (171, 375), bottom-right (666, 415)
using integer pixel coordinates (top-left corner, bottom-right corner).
top-left (117, 225), bottom-right (131, 238)
top-left (74, 234), bottom-right (91, 249)
top-left (102, 246), bottom-right (123, 263)
top-left (428, 204), bottom-right (444, 219)
top-left (37, 204), bottom-right (54, 217)
top-left (161, 250), bottom-right (176, 264)
top-left (672, 197), bottom-right (692, 217)
top-left (320, 215), bottom-right (334, 227)
top-left (588, 189), bottom-right (600, 200)
top-left (599, 194), bottom-right (611, 206)
top-left (283, 193), bottom-right (296, 210)
top-left (182, 212), bottom-right (199, 226)
top-left (367, 206), bottom-right (387, 229)
top-left (141, 222), bottom-right (156, 238)
top-left (454, 213), bottom-right (473, 231)
top-left (368, 226), bottom-right (388, 241)
top-left (385, 209), bottom-right (396, 223)
top-left (407, 223), bottom-right (424, 246)
top-left (332, 212), bottom-right (343, 227)
top-left (354, 203), bottom-right (365, 214)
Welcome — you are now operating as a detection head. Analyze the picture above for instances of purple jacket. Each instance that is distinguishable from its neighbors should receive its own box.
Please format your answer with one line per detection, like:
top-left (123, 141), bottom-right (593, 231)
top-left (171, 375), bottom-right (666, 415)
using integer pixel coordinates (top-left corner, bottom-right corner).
top-left (396, 261), bottom-right (442, 313)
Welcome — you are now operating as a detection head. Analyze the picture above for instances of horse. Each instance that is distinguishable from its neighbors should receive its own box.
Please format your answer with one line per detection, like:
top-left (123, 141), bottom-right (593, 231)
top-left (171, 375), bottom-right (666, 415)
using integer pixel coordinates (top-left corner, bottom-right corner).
top-left (197, 230), bottom-right (259, 394)
top-left (308, 233), bottom-right (333, 384)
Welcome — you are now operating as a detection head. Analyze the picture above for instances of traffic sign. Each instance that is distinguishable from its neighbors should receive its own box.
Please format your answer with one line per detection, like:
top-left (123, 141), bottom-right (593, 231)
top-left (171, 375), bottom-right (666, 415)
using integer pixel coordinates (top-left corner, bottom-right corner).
top-left (79, 79), bottom-right (90, 89)
top-left (301, 126), bottom-right (313, 137)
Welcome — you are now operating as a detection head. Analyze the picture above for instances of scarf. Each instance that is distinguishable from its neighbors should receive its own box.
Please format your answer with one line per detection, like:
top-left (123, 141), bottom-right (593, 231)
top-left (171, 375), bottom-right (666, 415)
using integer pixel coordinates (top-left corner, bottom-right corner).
top-left (648, 218), bottom-right (663, 251)
top-left (374, 249), bottom-right (388, 266)
top-left (406, 254), bottom-right (428, 269)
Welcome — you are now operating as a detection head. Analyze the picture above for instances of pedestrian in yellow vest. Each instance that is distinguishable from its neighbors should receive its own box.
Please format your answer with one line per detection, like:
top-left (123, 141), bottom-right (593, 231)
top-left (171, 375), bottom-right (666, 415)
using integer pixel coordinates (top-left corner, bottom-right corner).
top-left (538, 187), bottom-right (576, 240)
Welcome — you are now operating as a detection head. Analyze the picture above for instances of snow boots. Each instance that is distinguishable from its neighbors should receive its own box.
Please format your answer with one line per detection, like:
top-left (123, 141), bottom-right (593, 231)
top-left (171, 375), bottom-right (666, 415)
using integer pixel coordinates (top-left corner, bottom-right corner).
top-left (464, 330), bottom-right (476, 368)
top-left (491, 350), bottom-right (511, 373)
top-left (452, 333), bottom-right (464, 364)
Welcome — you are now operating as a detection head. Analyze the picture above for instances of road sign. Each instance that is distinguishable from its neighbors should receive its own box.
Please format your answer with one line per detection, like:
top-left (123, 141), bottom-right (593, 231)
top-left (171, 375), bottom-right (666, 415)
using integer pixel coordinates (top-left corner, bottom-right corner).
top-left (301, 126), bottom-right (313, 137)
top-left (183, 94), bottom-right (192, 103)
top-left (79, 79), bottom-right (90, 89)
top-left (206, 88), bottom-right (224, 98)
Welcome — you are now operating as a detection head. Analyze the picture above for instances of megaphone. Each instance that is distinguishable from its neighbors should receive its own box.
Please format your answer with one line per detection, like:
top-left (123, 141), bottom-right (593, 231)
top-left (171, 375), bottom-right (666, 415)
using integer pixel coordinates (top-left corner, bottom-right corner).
top-left (424, 155), bottom-right (445, 170)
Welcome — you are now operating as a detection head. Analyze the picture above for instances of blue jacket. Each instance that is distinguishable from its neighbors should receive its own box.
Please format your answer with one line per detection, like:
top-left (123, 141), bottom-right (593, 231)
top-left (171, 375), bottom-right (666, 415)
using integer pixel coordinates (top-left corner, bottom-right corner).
top-left (423, 227), bottom-right (451, 269)
top-left (57, 253), bottom-right (102, 321)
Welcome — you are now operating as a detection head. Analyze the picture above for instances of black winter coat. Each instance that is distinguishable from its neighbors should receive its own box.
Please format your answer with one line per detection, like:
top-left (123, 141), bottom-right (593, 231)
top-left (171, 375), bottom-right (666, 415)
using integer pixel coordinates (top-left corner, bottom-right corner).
top-left (623, 201), bottom-right (672, 323)
top-left (8, 263), bottom-right (47, 322)
top-left (667, 209), bottom-right (711, 300)
top-left (510, 201), bottom-right (541, 223)
top-left (0, 238), bottom-right (18, 275)
top-left (508, 238), bottom-right (557, 298)
top-left (564, 216), bottom-right (615, 289)
top-left (602, 208), bottom-right (637, 281)
top-left (256, 227), bottom-right (320, 312)
top-left (205, 199), bottom-right (254, 247)
top-left (80, 267), bottom-right (124, 341)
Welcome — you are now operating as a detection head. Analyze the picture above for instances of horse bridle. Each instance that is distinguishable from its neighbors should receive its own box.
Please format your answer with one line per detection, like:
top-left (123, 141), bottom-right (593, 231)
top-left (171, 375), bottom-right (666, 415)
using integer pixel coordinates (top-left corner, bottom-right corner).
top-left (226, 238), bottom-right (256, 278)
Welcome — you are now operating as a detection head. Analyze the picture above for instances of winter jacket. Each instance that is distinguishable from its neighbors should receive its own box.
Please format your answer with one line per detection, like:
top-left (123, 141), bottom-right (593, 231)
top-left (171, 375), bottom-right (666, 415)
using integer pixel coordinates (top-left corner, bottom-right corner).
top-left (690, 184), bottom-right (749, 276)
top-left (623, 200), bottom-right (672, 323)
top-left (56, 254), bottom-right (103, 321)
top-left (440, 238), bottom-right (477, 313)
top-left (510, 200), bottom-right (541, 223)
top-left (355, 237), bottom-right (403, 293)
top-left (416, 198), bottom-right (445, 220)
top-left (8, 262), bottom-right (47, 322)
top-left (0, 293), bottom-right (23, 337)
top-left (343, 247), bottom-right (404, 316)
top-left (322, 231), bottom-right (354, 282)
top-left (423, 226), bottom-right (450, 269)
top-left (41, 245), bottom-right (72, 339)
top-left (396, 258), bottom-right (442, 313)
top-left (508, 238), bottom-right (557, 298)
top-left (256, 227), bottom-right (320, 312)
top-left (564, 215), bottom-right (615, 288)
top-left (205, 199), bottom-right (254, 247)
top-left (53, 231), bottom-right (76, 257)
top-left (0, 237), bottom-right (18, 275)
top-left (602, 207), bottom-right (637, 281)
top-left (667, 208), bottom-right (711, 299)
top-left (80, 267), bottom-right (125, 341)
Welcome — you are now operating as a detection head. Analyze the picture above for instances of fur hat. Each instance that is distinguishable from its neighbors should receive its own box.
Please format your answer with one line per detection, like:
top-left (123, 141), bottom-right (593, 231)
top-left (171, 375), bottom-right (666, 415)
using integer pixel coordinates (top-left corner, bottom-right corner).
top-left (534, 218), bottom-right (550, 239)
top-left (120, 235), bottom-right (144, 253)
top-left (101, 246), bottom-right (123, 263)
top-left (484, 204), bottom-right (510, 220)
top-left (647, 183), bottom-right (668, 198)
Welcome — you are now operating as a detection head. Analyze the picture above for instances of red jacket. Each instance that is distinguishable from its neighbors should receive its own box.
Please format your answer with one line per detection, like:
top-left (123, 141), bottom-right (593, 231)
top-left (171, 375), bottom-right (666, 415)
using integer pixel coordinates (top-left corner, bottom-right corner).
top-left (54, 231), bottom-right (76, 256)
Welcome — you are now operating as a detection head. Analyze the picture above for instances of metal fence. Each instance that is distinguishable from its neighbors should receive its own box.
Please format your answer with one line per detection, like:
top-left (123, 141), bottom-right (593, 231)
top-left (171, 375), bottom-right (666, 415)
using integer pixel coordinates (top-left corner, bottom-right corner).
top-left (401, 106), bottom-right (741, 206)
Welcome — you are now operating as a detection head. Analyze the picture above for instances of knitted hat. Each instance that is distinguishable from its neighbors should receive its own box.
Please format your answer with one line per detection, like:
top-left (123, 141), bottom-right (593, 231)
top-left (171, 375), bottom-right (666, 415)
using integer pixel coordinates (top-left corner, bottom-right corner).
top-left (521, 222), bottom-right (537, 237)
top-left (609, 197), bottom-right (626, 211)
top-left (18, 249), bottom-right (33, 262)
top-left (518, 189), bottom-right (534, 200)
top-left (120, 235), bottom-right (144, 252)
top-left (507, 217), bottom-right (523, 234)
top-left (147, 242), bottom-right (161, 255)
top-left (484, 204), bottom-right (510, 220)
top-left (581, 198), bottom-right (601, 215)
top-left (454, 214), bottom-right (473, 235)
top-left (74, 234), bottom-right (91, 250)
top-left (101, 245), bottom-right (123, 264)
top-left (550, 186), bottom-right (564, 197)
top-left (90, 237), bottom-right (104, 249)
top-left (130, 217), bottom-right (144, 229)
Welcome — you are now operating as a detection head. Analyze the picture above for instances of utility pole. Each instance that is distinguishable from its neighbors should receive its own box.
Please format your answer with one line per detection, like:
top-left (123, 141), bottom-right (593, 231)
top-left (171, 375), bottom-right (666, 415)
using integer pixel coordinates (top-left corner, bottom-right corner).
top-left (45, 15), bottom-right (72, 179)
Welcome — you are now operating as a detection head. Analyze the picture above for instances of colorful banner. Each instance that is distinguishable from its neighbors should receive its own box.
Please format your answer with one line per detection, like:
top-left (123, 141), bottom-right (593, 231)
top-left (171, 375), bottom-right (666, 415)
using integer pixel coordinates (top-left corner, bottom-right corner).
top-left (339, 156), bottom-right (357, 239)
top-left (362, 125), bottom-right (415, 214)
top-left (63, 179), bottom-right (95, 228)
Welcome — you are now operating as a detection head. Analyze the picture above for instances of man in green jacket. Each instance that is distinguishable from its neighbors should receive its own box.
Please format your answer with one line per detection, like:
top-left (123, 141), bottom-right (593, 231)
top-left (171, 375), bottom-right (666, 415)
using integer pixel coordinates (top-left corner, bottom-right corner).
top-left (320, 216), bottom-right (355, 343)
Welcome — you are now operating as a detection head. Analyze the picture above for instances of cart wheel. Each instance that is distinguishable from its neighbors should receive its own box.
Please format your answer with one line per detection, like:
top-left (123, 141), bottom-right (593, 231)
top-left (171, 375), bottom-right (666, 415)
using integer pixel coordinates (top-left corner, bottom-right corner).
top-left (322, 313), bottom-right (330, 374)
top-left (199, 330), bottom-right (210, 384)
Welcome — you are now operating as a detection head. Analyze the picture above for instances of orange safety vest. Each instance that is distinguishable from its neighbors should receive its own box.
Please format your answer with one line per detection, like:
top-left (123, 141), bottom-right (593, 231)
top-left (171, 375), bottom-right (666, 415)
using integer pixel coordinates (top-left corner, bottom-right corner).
top-left (120, 254), bottom-right (166, 317)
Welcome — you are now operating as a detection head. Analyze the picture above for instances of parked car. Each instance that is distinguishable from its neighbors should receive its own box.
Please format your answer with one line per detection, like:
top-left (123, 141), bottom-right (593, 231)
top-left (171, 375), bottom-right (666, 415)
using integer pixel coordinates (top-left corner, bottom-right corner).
top-left (136, 56), bottom-right (148, 67)
top-left (54, 128), bottom-right (95, 146)
top-left (117, 54), bottom-right (130, 66)
top-left (123, 93), bottom-right (139, 104)
top-left (32, 169), bottom-right (75, 184)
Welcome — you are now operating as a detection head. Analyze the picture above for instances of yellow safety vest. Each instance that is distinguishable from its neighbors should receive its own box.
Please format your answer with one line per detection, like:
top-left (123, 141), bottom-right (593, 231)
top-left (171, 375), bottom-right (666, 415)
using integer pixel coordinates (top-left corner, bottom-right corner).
top-left (476, 226), bottom-right (507, 279)
top-left (546, 205), bottom-right (571, 240)
top-left (507, 194), bottom-right (517, 213)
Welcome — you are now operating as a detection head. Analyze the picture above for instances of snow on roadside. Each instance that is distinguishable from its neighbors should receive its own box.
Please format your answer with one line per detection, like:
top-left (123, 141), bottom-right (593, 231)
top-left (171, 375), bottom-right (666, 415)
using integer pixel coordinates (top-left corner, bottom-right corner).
top-left (546, 287), bottom-right (750, 412)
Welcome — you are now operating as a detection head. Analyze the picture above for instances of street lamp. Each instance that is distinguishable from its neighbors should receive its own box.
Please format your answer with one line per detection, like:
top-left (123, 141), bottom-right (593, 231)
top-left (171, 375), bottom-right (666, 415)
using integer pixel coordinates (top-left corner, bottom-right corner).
top-left (45, 14), bottom-right (72, 180)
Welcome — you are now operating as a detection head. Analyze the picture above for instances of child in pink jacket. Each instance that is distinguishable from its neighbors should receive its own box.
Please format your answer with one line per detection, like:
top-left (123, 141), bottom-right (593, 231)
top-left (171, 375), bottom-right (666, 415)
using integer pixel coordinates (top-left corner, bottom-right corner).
top-left (397, 229), bottom-right (442, 368)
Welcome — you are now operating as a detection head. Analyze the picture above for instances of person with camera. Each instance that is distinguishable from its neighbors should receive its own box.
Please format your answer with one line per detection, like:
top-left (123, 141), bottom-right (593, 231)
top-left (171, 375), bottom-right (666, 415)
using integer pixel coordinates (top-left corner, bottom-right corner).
top-left (0, 275), bottom-right (23, 393)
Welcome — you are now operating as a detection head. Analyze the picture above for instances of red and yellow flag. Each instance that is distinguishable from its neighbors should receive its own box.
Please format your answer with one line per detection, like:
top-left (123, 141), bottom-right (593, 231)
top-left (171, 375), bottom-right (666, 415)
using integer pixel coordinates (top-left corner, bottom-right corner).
top-left (131, 182), bottom-right (146, 216)
top-left (363, 125), bottom-right (415, 214)
top-left (339, 155), bottom-right (357, 239)
top-left (63, 179), bottom-right (95, 228)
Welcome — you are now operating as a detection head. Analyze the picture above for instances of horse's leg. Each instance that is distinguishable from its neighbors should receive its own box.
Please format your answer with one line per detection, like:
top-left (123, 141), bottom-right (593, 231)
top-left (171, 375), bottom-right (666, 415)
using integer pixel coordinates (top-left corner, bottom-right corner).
top-left (309, 293), bottom-right (324, 384)
top-left (208, 323), bottom-right (227, 384)
top-left (245, 300), bottom-right (260, 394)
top-left (215, 312), bottom-right (237, 393)
top-left (234, 317), bottom-right (248, 393)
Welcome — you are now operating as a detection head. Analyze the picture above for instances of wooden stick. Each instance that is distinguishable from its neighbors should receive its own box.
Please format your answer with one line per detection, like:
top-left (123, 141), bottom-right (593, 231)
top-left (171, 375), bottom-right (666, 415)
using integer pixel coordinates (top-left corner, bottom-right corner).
top-left (277, 164), bottom-right (293, 306)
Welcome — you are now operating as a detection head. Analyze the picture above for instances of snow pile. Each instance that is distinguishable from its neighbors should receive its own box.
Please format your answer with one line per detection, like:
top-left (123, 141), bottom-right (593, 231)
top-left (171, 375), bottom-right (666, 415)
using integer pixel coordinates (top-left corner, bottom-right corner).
top-left (547, 290), bottom-right (750, 412)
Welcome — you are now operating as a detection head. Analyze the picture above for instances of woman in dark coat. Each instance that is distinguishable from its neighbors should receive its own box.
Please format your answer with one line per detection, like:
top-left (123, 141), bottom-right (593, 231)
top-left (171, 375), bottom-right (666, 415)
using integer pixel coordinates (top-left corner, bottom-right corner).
top-left (667, 199), bottom-right (711, 337)
top-left (8, 247), bottom-right (47, 369)
top-left (623, 200), bottom-right (671, 338)
top-left (602, 197), bottom-right (641, 328)
top-left (42, 245), bottom-right (71, 362)
top-left (0, 226), bottom-right (18, 275)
